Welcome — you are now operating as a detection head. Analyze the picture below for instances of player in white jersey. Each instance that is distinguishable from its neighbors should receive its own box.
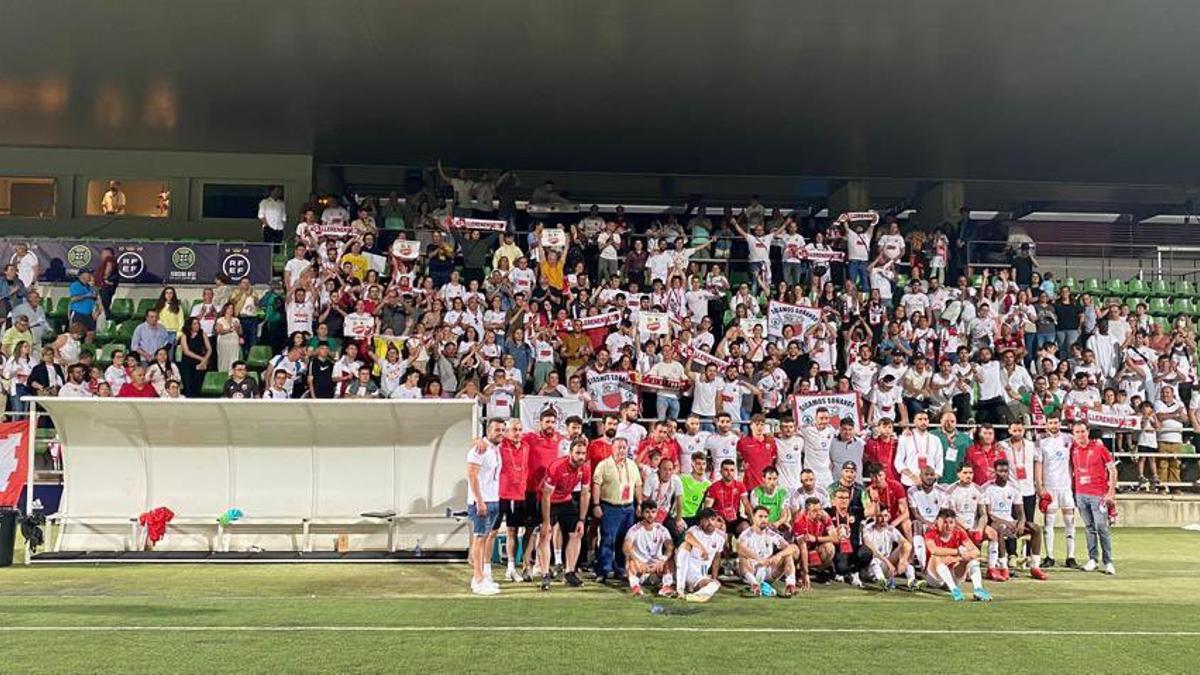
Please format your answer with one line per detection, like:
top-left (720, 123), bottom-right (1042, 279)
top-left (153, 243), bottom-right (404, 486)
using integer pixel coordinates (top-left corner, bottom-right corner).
top-left (674, 414), bottom-right (710, 467)
top-left (736, 506), bottom-right (798, 597)
top-left (674, 508), bottom-right (725, 602)
top-left (703, 413), bottom-right (740, 480)
top-left (800, 407), bottom-right (837, 488)
top-left (982, 460), bottom-right (1048, 581)
top-left (1034, 416), bottom-right (1077, 568)
top-left (861, 510), bottom-right (922, 591)
top-left (906, 465), bottom-right (947, 566)
top-left (787, 469), bottom-right (831, 514)
top-left (773, 417), bottom-right (805, 493)
top-left (946, 464), bottom-right (999, 553)
top-left (622, 500), bottom-right (676, 598)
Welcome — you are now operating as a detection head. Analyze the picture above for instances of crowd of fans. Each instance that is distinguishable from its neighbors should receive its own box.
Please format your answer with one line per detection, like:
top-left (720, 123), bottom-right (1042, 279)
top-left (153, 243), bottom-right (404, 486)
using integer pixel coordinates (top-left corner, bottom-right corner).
top-left (2, 168), bottom-right (1197, 597)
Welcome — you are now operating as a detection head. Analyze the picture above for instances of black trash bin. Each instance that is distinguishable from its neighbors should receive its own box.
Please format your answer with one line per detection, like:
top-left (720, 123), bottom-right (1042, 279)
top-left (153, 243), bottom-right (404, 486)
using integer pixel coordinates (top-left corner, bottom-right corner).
top-left (0, 508), bottom-right (17, 567)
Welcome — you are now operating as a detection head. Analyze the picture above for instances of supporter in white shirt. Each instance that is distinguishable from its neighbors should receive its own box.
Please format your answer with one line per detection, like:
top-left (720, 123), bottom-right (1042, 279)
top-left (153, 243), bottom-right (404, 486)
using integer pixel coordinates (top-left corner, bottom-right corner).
top-left (257, 187), bottom-right (287, 238)
top-left (895, 412), bottom-right (944, 487)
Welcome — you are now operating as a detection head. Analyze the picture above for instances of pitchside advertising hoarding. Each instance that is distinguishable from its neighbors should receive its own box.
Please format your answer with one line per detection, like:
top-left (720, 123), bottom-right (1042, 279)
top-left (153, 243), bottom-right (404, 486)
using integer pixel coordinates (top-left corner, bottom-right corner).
top-left (0, 239), bottom-right (273, 284)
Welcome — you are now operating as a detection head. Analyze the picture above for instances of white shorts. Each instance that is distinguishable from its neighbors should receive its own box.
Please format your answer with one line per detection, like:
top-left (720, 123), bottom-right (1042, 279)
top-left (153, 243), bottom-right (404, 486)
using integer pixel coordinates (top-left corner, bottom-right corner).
top-left (924, 558), bottom-right (970, 588)
top-left (1046, 487), bottom-right (1075, 511)
top-left (676, 552), bottom-right (710, 591)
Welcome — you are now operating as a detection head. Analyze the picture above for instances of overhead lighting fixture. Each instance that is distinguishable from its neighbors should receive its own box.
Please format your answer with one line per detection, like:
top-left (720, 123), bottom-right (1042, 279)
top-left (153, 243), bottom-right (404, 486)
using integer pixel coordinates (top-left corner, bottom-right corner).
top-left (1140, 215), bottom-right (1200, 224)
top-left (1018, 211), bottom-right (1122, 223)
top-left (968, 210), bottom-right (1000, 220)
top-left (895, 209), bottom-right (916, 219)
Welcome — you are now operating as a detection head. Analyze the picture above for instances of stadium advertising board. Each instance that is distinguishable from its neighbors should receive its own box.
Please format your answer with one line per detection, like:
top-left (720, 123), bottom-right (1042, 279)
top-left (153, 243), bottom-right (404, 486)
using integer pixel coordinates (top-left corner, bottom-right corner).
top-left (0, 239), bottom-right (273, 284)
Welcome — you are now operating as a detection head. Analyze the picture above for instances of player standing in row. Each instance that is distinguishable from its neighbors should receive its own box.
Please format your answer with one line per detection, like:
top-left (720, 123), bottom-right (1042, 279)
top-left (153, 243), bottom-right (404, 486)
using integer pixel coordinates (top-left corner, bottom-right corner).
top-left (539, 439), bottom-right (590, 591)
top-left (1034, 416), bottom-right (1077, 568)
top-left (466, 419), bottom-right (505, 595)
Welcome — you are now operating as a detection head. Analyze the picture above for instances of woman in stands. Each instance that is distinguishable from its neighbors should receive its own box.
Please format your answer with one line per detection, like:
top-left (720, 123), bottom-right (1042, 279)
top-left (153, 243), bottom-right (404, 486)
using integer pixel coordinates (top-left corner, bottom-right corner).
top-left (4, 340), bottom-right (33, 412)
top-left (153, 286), bottom-right (185, 335)
top-left (214, 302), bottom-right (243, 373)
top-left (146, 346), bottom-right (180, 396)
top-left (230, 277), bottom-right (261, 358)
top-left (178, 317), bottom-right (211, 398)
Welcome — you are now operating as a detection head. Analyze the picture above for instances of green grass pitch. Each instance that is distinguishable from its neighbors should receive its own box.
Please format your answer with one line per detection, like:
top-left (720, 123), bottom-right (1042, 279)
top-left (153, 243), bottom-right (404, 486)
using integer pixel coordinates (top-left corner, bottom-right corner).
top-left (1, 529), bottom-right (1197, 673)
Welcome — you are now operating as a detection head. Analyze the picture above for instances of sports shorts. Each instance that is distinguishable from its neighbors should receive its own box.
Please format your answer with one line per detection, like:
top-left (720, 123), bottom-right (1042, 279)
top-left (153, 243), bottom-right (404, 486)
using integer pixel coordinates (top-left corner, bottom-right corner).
top-left (549, 500), bottom-right (581, 533)
top-left (1046, 487), bottom-right (1075, 511)
top-left (493, 497), bottom-right (536, 530)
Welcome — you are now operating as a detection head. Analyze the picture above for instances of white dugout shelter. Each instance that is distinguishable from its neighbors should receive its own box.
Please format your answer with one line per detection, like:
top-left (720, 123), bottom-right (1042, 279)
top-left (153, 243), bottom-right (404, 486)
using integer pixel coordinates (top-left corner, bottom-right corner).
top-left (25, 398), bottom-right (478, 561)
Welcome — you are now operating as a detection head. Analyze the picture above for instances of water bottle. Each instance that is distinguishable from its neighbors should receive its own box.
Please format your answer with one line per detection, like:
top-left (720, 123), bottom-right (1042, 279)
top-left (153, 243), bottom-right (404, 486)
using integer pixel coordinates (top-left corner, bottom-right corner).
top-left (650, 604), bottom-right (665, 615)
top-left (413, 544), bottom-right (423, 558)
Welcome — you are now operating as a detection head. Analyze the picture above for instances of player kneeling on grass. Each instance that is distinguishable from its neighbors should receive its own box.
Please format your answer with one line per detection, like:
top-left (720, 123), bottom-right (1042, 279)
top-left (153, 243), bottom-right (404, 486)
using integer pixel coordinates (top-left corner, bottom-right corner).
top-left (673, 508), bottom-right (726, 603)
top-left (924, 507), bottom-right (992, 602)
top-left (737, 506), bottom-right (799, 597)
top-left (983, 459), bottom-right (1047, 581)
top-left (623, 500), bottom-right (676, 598)
top-left (862, 509), bottom-right (922, 591)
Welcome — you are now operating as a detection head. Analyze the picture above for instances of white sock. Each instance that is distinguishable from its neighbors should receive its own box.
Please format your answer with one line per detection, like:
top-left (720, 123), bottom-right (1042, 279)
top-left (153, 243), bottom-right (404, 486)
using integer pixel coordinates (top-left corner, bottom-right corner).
top-left (936, 564), bottom-right (958, 591)
top-left (554, 547), bottom-right (563, 566)
top-left (987, 544), bottom-right (998, 567)
top-left (869, 559), bottom-right (884, 581)
top-left (968, 560), bottom-right (983, 590)
top-left (628, 574), bottom-right (641, 589)
top-left (483, 563), bottom-right (492, 579)
top-left (785, 571), bottom-right (795, 585)
top-left (999, 550), bottom-right (1008, 569)
top-left (904, 565), bottom-right (915, 581)
top-left (1031, 554), bottom-right (1041, 569)
top-left (912, 536), bottom-right (926, 565)
top-left (675, 553), bottom-right (691, 591)
top-left (693, 580), bottom-right (720, 598)
top-left (743, 571), bottom-right (758, 586)
top-left (755, 567), bottom-right (767, 584)
top-left (1064, 514), bottom-right (1076, 558)
top-left (662, 572), bottom-right (674, 587)
top-left (850, 572), bottom-right (861, 584)
top-left (1045, 512), bottom-right (1057, 559)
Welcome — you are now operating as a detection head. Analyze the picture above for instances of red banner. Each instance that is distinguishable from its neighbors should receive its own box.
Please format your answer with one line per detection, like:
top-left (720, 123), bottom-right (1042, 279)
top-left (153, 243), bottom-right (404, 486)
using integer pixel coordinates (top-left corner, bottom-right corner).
top-left (445, 216), bottom-right (507, 232)
top-left (1062, 405), bottom-right (1140, 430)
top-left (557, 311), bottom-right (621, 332)
top-left (0, 420), bottom-right (30, 508)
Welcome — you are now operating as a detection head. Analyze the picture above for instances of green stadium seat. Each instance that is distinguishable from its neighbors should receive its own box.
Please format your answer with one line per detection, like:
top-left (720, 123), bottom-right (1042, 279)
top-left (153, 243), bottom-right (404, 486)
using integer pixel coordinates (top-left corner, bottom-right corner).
top-left (1174, 279), bottom-right (1196, 297)
top-left (895, 273), bottom-right (910, 289)
top-left (1148, 297), bottom-right (1170, 316)
top-left (1124, 296), bottom-right (1144, 313)
top-left (970, 274), bottom-right (984, 288)
top-left (1172, 297), bottom-right (1193, 316)
top-left (109, 298), bottom-right (134, 321)
top-left (201, 371), bottom-right (227, 398)
top-left (115, 322), bottom-right (137, 344)
top-left (1062, 277), bottom-right (1077, 292)
top-left (1150, 279), bottom-right (1171, 297)
top-left (246, 345), bottom-right (272, 370)
top-left (1125, 278), bottom-right (1147, 297)
top-left (97, 343), bottom-right (127, 367)
top-left (134, 298), bottom-right (157, 319)
top-left (1104, 279), bottom-right (1126, 296)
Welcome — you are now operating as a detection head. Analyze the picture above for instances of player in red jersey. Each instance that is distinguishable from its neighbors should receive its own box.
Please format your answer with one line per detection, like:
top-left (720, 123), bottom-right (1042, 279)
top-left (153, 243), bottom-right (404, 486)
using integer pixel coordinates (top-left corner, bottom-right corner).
top-left (539, 439), bottom-right (591, 591)
top-left (736, 414), bottom-right (778, 491)
top-left (790, 497), bottom-right (835, 588)
top-left (924, 507), bottom-right (992, 602)
top-left (863, 462), bottom-right (913, 543)
top-left (964, 424), bottom-right (1004, 486)
top-left (704, 459), bottom-right (751, 535)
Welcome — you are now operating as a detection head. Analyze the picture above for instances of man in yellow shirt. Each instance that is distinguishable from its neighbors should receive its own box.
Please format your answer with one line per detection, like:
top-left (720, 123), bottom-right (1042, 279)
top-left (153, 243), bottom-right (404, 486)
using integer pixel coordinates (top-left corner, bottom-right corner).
top-left (492, 233), bottom-right (524, 270)
top-left (592, 437), bottom-right (643, 583)
top-left (339, 241), bottom-right (370, 281)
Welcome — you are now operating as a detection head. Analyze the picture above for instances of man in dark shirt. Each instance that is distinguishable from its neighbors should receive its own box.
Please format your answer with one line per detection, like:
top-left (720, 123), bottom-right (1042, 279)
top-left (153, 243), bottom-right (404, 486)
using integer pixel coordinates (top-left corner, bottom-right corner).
top-left (307, 344), bottom-right (336, 399)
top-left (1011, 243), bottom-right (1038, 288)
top-left (221, 361), bottom-right (258, 399)
top-left (1052, 289), bottom-right (1082, 353)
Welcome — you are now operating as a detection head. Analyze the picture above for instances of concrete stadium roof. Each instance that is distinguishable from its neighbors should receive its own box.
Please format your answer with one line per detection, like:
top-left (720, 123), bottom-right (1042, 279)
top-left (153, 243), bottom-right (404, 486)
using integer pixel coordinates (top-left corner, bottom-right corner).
top-left (3, 1), bottom-right (1200, 185)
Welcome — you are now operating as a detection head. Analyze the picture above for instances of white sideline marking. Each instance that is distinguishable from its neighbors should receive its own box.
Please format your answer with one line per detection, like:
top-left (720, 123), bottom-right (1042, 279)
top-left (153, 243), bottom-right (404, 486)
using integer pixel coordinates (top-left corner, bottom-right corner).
top-left (4, 626), bottom-right (1200, 637)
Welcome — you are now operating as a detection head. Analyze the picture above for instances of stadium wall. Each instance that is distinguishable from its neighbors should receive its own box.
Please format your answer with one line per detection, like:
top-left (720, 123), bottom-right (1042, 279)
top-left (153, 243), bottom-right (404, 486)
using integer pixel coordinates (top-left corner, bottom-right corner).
top-left (0, 146), bottom-right (312, 240)
top-left (29, 398), bottom-right (477, 553)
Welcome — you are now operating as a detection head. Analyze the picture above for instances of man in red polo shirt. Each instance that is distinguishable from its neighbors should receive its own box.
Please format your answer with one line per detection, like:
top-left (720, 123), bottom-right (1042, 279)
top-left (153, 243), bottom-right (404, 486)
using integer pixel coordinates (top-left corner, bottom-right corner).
top-left (524, 408), bottom-right (565, 513)
top-left (791, 496), bottom-right (835, 587)
top-left (964, 424), bottom-right (1003, 486)
top-left (704, 459), bottom-right (751, 535)
top-left (496, 419), bottom-right (532, 582)
top-left (863, 418), bottom-right (900, 483)
top-left (588, 415), bottom-right (619, 472)
top-left (736, 414), bottom-right (777, 491)
top-left (539, 439), bottom-right (592, 591)
top-left (1069, 421), bottom-right (1117, 575)
top-left (636, 420), bottom-right (683, 469)
top-left (118, 366), bottom-right (159, 398)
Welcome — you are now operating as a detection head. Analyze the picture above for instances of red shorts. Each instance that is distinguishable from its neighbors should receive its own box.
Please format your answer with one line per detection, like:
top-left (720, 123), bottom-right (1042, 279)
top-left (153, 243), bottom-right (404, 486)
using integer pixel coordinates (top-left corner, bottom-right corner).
top-left (808, 550), bottom-right (823, 567)
top-left (969, 530), bottom-right (984, 546)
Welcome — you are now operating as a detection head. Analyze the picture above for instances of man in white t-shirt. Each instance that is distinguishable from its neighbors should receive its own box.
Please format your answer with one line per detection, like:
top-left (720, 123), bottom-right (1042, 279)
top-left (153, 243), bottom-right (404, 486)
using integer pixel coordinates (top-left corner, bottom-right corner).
top-left (1033, 416), bottom-right (1076, 567)
top-left (972, 347), bottom-right (1007, 426)
top-left (737, 505), bottom-right (798, 597)
top-left (467, 419), bottom-right (504, 595)
top-left (982, 460), bottom-right (1047, 581)
top-left (895, 411), bottom-right (944, 487)
top-left (623, 500), bottom-right (676, 598)
top-left (800, 408), bottom-right (837, 488)
top-left (646, 242), bottom-right (674, 285)
top-left (732, 219), bottom-right (786, 292)
top-left (773, 417), bottom-right (805, 493)
top-left (845, 220), bottom-right (874, 292)
top-left (10, 242), bottom-right (39, 289)
top-left (703, 413), bottom-right (741, 481)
